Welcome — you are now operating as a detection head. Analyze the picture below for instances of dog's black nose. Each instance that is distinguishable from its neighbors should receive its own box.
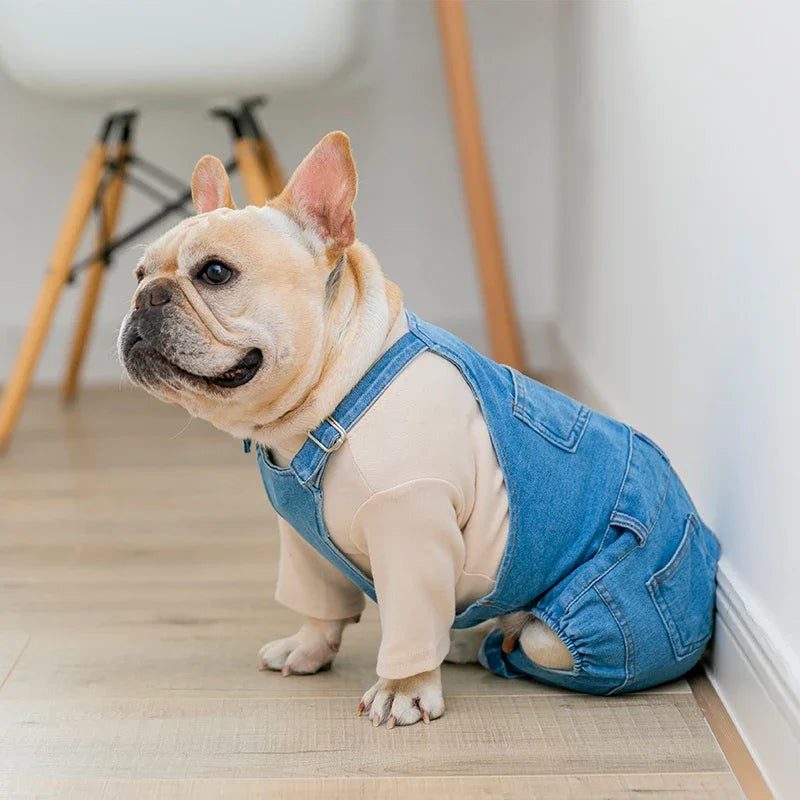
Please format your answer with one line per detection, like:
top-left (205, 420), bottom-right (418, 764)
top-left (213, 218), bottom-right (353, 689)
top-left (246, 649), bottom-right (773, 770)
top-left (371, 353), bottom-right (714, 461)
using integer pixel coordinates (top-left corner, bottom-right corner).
top-left (135, 279), bottom-right (172, 311)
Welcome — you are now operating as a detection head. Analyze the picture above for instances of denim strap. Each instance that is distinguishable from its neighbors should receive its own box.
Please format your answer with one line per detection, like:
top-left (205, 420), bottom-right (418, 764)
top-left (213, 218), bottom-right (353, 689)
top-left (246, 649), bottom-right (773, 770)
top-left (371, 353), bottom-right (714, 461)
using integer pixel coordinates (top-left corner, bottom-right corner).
top-left (290, 317), bottom-right (427, 486)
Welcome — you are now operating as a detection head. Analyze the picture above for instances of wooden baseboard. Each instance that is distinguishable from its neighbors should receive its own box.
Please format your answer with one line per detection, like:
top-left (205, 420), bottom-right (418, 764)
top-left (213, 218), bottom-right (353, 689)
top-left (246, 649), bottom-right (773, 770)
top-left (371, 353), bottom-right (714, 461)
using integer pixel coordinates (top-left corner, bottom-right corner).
top-left (689, 669), bottom-right (773, 799)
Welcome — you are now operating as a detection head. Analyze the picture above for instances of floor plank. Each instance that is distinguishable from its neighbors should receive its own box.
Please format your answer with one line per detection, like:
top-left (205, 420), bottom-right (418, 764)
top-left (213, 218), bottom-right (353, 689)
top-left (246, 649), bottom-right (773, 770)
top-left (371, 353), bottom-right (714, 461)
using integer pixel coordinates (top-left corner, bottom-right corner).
top-left (0, 632), bottom-right (29, 689)
top-left (0, 528), bottom-right (278, 584)
top-left (0, 773), bottom-right (743, 800)
top-left (0, 624), bottom-right (692, 701)
top-left (1, 466), bottom-right (266, 525)
top-left (0, 579), bottom-right (278, 630)
top-left (0, 694), bottom-right (727, 780)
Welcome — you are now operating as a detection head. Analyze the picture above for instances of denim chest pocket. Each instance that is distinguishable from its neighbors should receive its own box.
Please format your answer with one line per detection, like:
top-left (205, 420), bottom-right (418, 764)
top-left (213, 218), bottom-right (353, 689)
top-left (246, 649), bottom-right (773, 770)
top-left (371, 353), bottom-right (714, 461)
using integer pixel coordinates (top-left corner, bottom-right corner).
top-left (647, 514), bottom-right (719, 660)
top-left (508, 367), bottom-right (591, 453)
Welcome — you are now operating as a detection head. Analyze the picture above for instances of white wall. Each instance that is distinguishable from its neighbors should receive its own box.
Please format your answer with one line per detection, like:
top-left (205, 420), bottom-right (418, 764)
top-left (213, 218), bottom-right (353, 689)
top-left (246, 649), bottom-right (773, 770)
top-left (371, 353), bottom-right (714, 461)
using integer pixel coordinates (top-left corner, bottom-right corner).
top-left (0, 0), bottom-right (559, 383)
top-left (555, 2), bottom-right (800, 794)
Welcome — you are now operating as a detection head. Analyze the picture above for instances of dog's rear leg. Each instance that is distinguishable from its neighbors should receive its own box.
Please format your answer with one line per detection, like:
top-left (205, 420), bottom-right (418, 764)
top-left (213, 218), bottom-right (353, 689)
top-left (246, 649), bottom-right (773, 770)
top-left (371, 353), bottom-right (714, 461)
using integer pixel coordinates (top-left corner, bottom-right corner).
top-left (516, 615), bottom-right (574, 670)
top-left (445, 620), bottom-right (496, 664)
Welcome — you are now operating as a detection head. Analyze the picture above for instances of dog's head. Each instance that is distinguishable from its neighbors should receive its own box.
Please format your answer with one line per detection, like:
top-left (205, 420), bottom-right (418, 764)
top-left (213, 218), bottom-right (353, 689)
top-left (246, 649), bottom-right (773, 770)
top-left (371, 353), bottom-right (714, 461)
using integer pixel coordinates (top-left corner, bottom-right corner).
top-left (118, 132), bottom-right (361, 439)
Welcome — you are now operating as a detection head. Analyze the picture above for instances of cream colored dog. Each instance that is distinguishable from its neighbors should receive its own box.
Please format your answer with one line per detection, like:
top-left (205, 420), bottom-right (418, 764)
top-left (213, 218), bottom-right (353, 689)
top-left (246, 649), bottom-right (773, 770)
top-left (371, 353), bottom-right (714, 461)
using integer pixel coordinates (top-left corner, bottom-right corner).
top-left (119, 132), bottom-right (569, 728)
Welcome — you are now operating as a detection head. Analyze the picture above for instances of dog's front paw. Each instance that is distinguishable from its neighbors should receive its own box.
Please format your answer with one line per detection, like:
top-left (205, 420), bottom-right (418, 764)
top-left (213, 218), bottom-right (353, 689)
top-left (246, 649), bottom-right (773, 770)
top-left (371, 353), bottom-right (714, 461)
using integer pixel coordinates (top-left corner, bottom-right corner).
top-left (358, 667), bottom-right (445, 728)
top-left (259, 617), bottom-right (353, 676)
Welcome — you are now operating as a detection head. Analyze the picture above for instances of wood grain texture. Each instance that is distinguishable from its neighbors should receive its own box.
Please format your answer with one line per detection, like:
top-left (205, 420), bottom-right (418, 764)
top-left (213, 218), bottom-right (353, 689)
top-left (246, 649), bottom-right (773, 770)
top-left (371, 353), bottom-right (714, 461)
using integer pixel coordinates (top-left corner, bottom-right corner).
top-left (0, 388), bottom-right (738, 796)
top-left (0, 694), bottom-right (728, 780)
top-left (0, 633), bottom-right (29, 690)
top-left (0, 622), bottom-right (691, 701)
top-left (0, 774), bottom-right (743, 800)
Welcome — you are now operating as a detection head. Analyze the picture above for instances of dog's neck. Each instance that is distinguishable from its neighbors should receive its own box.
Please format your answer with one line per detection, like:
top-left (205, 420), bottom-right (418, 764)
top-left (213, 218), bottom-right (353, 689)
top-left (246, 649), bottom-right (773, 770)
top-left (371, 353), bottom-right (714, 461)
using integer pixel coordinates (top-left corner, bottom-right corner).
top-left (251, 241), bottom-right (403, 460)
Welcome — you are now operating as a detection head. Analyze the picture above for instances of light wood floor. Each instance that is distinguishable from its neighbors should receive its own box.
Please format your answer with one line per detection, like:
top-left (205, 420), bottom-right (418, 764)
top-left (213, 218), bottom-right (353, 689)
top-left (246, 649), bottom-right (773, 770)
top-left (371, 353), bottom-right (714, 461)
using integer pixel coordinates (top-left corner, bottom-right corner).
top-left (0, 387), bottom-right (743, 799)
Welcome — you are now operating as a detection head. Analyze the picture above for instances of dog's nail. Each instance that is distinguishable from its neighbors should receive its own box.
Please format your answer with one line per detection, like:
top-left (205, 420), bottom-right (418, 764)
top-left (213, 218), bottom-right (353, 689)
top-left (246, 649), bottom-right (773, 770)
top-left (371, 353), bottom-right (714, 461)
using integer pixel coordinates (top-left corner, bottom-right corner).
top-left (387, 715), bottom-right (396, 729)
top-left (357, 702), bottom-right (365, 716)
top-left (372, 717), bottom-right (381, 728)
top-left (422, 710), bottom-right (431, 724)
top-left (281, 665), bottom-right (292, 677)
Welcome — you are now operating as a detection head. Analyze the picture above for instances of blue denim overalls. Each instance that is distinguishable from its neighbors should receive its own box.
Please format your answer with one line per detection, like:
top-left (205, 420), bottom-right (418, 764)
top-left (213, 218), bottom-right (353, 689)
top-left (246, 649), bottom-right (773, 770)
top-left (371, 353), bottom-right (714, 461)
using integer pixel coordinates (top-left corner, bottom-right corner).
top-left (249, 312), bottom-right (720, 695)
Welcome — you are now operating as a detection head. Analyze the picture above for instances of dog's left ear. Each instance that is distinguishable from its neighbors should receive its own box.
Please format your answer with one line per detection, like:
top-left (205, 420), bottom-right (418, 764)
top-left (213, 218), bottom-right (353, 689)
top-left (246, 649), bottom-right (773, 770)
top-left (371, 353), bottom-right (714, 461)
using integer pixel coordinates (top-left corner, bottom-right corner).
top-left (276, 131), bottom-right (357, 252)
top-left (191, 155), bottom-right (235, 214)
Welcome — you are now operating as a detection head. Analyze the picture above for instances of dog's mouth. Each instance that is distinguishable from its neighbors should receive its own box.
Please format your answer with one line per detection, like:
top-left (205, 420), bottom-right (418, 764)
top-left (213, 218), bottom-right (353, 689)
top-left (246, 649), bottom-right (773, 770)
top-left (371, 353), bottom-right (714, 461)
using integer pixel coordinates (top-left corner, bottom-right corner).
top-left (125, 335), bottom-right (263, 390)
top-left (205, 348), bottom-right (263, 388)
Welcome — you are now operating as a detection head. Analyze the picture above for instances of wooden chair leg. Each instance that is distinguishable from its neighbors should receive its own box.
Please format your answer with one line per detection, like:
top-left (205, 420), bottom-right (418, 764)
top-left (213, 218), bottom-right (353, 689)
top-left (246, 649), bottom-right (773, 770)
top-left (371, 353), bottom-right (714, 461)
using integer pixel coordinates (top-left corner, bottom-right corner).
top-left (234, 138), bottom-right (270, 205)
top-left (61, 136), bottom-right (131, 403)
top-left (434, 0), bottom-right (525, 370)
top-left (255, 135), bottom-right (286, 198)
top-left (0, 133), bottom-right (109, 452)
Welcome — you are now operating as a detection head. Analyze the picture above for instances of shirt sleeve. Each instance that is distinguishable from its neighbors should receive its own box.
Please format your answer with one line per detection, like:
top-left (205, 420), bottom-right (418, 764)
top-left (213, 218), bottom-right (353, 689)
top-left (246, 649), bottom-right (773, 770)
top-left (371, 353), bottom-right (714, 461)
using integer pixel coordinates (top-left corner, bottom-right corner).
top-left (349, 478), bottom-right (466, 679)
top-left (275, 516), bottom-right (366, 620)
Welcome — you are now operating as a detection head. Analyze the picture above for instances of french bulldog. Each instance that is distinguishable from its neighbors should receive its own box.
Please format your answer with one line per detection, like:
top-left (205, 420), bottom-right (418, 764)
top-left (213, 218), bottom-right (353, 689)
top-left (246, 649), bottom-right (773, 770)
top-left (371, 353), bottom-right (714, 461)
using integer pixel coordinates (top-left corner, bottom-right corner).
top-left (119, 132), bottom-right (719, 728)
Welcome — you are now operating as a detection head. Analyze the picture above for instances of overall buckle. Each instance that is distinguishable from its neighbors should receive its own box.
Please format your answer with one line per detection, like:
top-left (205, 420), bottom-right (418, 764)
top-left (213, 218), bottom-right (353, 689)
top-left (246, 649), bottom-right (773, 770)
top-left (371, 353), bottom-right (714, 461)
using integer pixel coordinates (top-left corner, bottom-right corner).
top-left (307, 416), bottom-right (347, 454)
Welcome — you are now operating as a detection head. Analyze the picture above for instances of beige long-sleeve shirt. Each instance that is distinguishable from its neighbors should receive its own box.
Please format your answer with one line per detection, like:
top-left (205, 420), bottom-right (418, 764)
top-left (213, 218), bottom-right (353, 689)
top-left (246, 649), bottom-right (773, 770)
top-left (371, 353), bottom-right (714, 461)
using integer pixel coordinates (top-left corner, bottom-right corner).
top-left (272, 312), bottom-right (510, 679)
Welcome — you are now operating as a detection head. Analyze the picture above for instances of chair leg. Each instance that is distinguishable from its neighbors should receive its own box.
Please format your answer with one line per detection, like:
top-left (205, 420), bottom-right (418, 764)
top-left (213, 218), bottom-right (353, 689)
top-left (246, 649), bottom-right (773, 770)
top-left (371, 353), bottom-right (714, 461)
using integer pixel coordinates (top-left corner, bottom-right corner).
top-left (234, 138), bottom-right (270, 205)
top-left (434, 0), bottom-right (525, 370)
top-left (237, 98), bottom-right (285, 199)
top-left (62, 129), bottom-right (133, 403)
top-left (0, 128), bottom-right (110, 452)
top-left (255, 135), bottom-right (286, 198)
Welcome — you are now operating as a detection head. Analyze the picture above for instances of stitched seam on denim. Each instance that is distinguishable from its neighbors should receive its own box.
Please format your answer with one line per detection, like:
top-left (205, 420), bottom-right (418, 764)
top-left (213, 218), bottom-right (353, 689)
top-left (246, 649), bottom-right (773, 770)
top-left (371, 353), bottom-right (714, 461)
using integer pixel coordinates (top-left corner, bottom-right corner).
top-left (256, 444), bottom-right (293, 475)
top-left (515, 412), bottom-right (585, 452)
top-left (512, 398), bottom-right (590, 452)
top-left (531, 605), bottom-right (584, 674)
top-left (647, 465), bottom-right (672, 536)
top-left (593, 524), bottom-right (614, 559)
top-left (512, 367), bottom-right (528, 414)
top-left (563, 541), bottom-right (637, 616)
top-left (602, 429), bottom-right (671, 548)
top-left (695, 526), bottom-right (718, 568)
top-left (646, 514), bottom-right (711, 656)
top-left (651, 514), bottom-right (697, 586)
top-left (609, 512), bottom-right (649, 544)
top-left (646, 577), bottom-right (708, 659)
top-left (594, 582), bottom-right (635, 694)
top-left (608, 427), bottom-right (635, 531)
top-left (509, 366), bottom-right (591, 452)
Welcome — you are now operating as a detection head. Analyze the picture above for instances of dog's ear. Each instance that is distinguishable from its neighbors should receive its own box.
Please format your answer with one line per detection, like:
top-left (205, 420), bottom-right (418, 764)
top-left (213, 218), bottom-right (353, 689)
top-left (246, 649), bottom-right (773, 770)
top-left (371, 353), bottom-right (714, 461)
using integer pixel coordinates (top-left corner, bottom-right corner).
top-left (276, 132), bottom-right (357, 252)
top-left (191, 155), bottom-right (235, 214)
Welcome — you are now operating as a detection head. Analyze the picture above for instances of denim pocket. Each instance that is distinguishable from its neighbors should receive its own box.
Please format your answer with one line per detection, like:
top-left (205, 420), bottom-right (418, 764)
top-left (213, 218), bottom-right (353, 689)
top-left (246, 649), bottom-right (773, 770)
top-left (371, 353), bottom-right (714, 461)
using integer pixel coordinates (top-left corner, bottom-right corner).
top-left (647, 514), bottom-right (718, 659)
top-left (507, 367), bottom-right (591, 452)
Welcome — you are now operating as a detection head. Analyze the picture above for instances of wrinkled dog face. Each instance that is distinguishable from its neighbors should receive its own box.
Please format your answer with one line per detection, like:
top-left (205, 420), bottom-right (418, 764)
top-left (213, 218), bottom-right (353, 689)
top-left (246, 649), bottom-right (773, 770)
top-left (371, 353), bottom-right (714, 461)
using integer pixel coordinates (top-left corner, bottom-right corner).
top-left (118, 132), bottom-right (358, 439)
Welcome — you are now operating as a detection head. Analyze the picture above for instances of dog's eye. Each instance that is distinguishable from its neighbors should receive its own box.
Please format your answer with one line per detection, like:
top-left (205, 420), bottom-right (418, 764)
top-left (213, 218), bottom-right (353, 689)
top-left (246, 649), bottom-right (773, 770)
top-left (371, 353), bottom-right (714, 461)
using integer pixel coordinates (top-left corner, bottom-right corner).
top-left (199, 262), bottom-right (234, 286)
top-left (135, 268), bottom-right (144, 283)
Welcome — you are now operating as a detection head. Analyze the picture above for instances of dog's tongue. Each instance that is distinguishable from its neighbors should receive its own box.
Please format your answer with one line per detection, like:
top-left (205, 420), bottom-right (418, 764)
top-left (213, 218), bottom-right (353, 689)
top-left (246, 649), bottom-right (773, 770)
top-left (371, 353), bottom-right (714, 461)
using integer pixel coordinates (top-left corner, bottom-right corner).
top-left (218, 365), bottom-right (246, 381)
